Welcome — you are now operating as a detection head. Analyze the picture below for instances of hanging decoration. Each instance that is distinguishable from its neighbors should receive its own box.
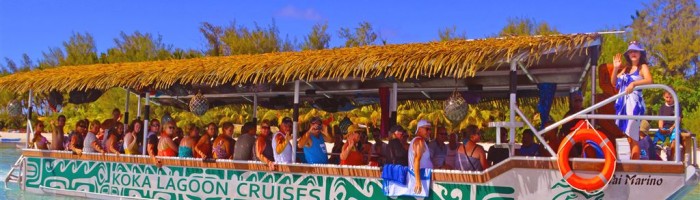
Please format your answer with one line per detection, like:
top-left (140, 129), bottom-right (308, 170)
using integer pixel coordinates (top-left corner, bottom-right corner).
top-left (7, 100), bottom-right (22, 117)
top-left (444, 90), bottom-right (468, 123)
top-left (537, 83), bottom-right (557, 129)
top-left (189, 91), bottom-right (209, 116)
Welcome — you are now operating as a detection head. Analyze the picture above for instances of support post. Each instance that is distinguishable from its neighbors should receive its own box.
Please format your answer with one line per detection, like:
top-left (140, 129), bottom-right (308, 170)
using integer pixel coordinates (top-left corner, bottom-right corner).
top-left (590, 58), bottom-right (596, 127)
top-left (253, 94), bottom-right (258, 125)
top-left (124, 89), bottom-right (130, 131)
top-left (25, 90), bottom-right (33, 149)
top-left (390, 82), bottom-right (398, 128)
top-left (509, 59), bottom-right (518, 157)
top-left (137, 95), bottom-right (142, 119)
top-left (292, 80), bottom-right (300, 162)
top-left (142, 93), bottom-right (150, 155)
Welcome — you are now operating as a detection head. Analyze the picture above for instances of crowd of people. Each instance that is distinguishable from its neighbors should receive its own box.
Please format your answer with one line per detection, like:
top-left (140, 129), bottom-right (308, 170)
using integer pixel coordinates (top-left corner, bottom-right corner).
top-left (25, 41), bottom-right (688, 172)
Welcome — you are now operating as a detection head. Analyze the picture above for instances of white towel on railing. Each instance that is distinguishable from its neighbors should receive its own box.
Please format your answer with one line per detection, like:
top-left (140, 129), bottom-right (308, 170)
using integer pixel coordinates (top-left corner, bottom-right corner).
top-left (382, 168), bottom-right (432, 198)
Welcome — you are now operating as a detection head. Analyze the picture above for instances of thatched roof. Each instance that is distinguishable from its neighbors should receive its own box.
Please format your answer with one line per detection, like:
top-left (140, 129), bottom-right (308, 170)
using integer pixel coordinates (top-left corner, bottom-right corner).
top-left (0, 34), bottom-right (599, 94)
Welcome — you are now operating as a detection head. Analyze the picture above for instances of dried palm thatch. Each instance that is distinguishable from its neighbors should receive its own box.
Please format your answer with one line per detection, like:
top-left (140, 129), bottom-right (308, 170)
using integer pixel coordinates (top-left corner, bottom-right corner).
top-left (0, 34), bottom-right (599, 93)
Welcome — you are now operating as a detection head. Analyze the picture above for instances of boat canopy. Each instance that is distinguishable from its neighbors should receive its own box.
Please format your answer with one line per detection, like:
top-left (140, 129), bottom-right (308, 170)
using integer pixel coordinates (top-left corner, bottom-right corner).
top-left (0, 34), bottom-right (601, 109)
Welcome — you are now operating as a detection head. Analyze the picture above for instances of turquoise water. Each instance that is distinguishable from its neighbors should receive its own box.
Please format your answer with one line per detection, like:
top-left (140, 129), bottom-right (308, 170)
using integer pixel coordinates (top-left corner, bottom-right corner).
top-left (0, 143), bottom-right (698, 199)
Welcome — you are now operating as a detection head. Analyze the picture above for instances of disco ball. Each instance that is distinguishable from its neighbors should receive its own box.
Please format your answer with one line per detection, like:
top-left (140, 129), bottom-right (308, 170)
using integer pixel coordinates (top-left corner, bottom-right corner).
top-left (189, 92), bottom-right (209, 116)
top-left (444, 91), bottom-right (468, 123)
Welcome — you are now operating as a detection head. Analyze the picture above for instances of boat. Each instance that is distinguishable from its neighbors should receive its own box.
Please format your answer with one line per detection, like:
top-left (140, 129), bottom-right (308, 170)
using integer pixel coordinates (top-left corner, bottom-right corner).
top-left (1, 33), bottom-right (698, 199)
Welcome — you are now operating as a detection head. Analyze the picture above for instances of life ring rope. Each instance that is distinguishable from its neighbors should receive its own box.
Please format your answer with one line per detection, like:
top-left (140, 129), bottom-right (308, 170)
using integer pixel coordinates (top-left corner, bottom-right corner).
top-left (557, 120), bottom-right (617, 193)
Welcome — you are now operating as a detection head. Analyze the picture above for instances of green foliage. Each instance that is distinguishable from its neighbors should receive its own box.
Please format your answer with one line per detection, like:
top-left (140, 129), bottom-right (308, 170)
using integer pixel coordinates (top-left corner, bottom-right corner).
top-left (62, 32), bottom-right (100, 66)
top-left (338, 21), bottom-right (378, 47)
top-left (631, 0), bottom-right (700, 76)
top-left (301, 22), bottom-right (331, 50)
top-left (498, 17), bottom-right (559, 37)
top-left (437, 26), bottom-right (467, 42)
top-left (102, 31), bottom-right (174, 63)
top-left (201, 20), bottom-right (296, 56)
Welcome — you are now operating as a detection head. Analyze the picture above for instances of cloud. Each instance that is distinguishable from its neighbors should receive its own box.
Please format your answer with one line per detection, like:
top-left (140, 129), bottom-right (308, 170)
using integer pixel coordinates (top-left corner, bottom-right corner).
top-left (275, 5), bottom-right (323, 21)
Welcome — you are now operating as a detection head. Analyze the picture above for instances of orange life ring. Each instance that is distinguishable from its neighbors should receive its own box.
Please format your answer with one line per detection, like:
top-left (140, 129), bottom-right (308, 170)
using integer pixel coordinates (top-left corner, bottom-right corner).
top-left (557, 128), bottom-right (617, 193)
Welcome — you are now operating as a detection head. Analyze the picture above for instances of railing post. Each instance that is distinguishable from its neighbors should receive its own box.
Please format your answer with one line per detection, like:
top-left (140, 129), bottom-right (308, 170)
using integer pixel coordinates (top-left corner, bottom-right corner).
top-left (292, 80), bottom-right (300, 162)
top-left (25, 90), bottom-right (33, 149)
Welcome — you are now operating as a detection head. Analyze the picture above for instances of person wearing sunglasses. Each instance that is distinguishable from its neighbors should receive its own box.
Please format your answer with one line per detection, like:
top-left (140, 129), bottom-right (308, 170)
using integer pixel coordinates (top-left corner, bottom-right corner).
top-left (409, 120), bottom-right (433, 194)
top-left (157, 121), bottom-right (179, 157)
top-left (256, 120), bottom-right (276, 170)
top-left (31, 121), bottom-right (49, 150)
top-left (340, 124), bottom-right (368, 166)
top-left (67, 120), bottom-right (88, 155)
top-left (147, 119), bottom-right (162, 167)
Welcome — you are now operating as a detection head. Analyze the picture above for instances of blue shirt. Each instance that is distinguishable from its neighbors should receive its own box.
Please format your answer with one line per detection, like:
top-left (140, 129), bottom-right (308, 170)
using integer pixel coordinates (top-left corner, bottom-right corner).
top-left (303, 135), bottom-right (329, 164)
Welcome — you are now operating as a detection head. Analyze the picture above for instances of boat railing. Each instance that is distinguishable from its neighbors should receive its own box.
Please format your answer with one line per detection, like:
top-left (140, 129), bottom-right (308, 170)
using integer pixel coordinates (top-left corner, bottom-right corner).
top-left (522, 84), bottom-right (686, 163)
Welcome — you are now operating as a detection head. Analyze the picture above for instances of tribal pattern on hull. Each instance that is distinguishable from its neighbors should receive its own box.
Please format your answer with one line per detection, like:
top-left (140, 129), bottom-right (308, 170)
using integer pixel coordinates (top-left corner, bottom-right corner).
top-left (25, 157), bottom-right (513, 199)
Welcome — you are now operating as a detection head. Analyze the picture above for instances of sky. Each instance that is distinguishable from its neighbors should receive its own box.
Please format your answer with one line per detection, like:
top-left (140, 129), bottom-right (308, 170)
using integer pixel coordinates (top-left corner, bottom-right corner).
top-left (0, 0), bottom-right (656, 65)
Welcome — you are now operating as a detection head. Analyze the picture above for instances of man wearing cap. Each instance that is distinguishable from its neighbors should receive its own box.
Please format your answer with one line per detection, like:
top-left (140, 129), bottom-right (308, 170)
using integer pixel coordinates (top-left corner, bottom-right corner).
top-left (410, 120), bottom-right (433, 194)
top-left (298, 117), bottom-right (332, 164)
top-left (273, 117), bottom-right (294, 164)
top-left (340, 124), bottom-right (368, 165)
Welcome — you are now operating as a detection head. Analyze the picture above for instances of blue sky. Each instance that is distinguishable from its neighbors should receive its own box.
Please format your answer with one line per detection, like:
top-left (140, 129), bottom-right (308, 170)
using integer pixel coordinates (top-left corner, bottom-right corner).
top-left (0, 0), bottom-right (655, 64)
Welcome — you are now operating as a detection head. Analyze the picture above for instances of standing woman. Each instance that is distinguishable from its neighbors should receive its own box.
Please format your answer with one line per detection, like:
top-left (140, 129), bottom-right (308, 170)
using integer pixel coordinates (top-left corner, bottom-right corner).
top-left (611, 41), bottom-right (653, 158)
top-left (123, 120), bottom-right (142, 155)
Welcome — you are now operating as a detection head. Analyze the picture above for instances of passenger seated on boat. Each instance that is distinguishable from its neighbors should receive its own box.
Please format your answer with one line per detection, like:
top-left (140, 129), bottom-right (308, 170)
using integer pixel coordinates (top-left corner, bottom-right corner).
top-left (517, 130), bottom-right (541, 157)
top-left (212, 122), bottom-right (235, 159)
top-left (444, 130), bottom-right (460, 170)
top-left (50, 115), bottom-right (66, 151)
top-left (173, 127), bottom-right (184, 147)
top-left (194, 122), bottom-right (217, 159)
top-left (157, 121), bottom-right (179, 157)
top-left (106, 122), bottom-right (125, 155)
top-left (233, 122), bottom-right (257, 160)
top-left (638, 120), bottom-right (660, 160)
top-left (256, 120), bottom-right (275, 170)
top-left (455, 128), bottom-right (488, 171)
top-left (428, 126), bottom-right (449, 169)
top-left (68, 120), bottom-right (87, 155)
top-left (384, 125), bottom-right (409, 166)
top-left (273, 117), bottom-right (294, 163)
top-left (341, 125), bottom-right (368, 166)
top-left (178, 123), bottom-right (199, 158)
top-left (655, 91), bottom-right (681, 147)
top-left (358, 129), bottom-right (372, 164)
top-left (83, 120), bottom-right (105, 154)
top-left (146, 120), bottom-right (162, 167)
top-left (328, 126), bottom-right (344, 165)
top-left (487, 128), bottom-right (509, 166)
top-left (30, 121), bottom-right (49, 150)
top-left (298, 117), bottom-right (332, 164)
top-left (541, 121), bottom-right (561, 157)
top-left (123, 120), bottom-right (142, 155)
top-left (370, 128), bottom-right (386, 167)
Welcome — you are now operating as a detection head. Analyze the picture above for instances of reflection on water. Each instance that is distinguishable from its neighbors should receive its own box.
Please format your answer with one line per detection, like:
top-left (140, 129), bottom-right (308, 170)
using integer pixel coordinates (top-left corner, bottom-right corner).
top-left (0, 143), bottom-right (84, 200)
top-left (0, 143), bottom-right (698, 199)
